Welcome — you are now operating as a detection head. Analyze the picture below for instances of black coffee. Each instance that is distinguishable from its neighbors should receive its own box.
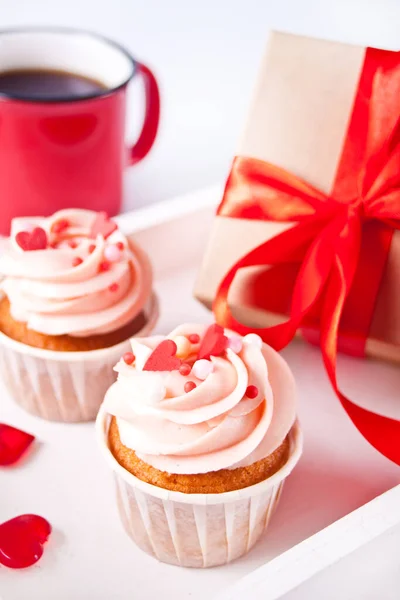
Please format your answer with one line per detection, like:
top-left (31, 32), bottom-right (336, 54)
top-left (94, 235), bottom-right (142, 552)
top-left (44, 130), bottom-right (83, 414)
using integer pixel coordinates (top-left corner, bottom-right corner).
top-left (0, 69), bottom-right (107, 100)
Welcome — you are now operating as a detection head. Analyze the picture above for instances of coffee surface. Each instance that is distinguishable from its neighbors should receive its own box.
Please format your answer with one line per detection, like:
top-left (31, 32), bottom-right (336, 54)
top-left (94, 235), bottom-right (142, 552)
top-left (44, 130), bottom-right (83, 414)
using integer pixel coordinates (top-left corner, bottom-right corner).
top-left (0, 69), bottom-right (107, 100)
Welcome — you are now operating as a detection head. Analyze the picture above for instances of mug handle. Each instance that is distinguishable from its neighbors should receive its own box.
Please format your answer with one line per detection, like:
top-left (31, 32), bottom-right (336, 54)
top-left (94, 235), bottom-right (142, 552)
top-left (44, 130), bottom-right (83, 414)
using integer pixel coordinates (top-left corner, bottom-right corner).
top-left (127, 62), bottom-right (160, 166)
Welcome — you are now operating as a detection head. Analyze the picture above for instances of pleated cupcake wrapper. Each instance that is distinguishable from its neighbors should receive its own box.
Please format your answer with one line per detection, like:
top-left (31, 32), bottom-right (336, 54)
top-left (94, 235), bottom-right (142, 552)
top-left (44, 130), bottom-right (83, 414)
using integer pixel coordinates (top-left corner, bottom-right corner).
top-left (96, 406), bottom-right (303, 568)
top-left (0, 292), bottom-right (159, 423)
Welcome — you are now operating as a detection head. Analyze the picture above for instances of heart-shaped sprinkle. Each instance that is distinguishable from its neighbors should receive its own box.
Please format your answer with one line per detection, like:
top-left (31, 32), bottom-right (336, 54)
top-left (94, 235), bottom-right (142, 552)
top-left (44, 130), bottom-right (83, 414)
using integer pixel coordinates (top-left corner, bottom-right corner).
top-left (0, 514), bottom-right (51, 569)
top-left (143, 340), bottom-right (182, 372)
top-left (16, 228), bottom-right (48, 251)
top-left (197, 324), bottom-right (228, 360)
top-left (90, 212), bottom-right (118, 239)
top-left (0, 424), bottom-right (35, 466)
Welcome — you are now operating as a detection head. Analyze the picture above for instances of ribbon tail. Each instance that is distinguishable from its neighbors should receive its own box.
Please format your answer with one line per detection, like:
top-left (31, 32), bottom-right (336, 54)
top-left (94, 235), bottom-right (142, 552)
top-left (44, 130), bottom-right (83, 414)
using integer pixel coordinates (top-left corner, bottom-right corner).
top-left (320, 256), bottom-right (400, 466)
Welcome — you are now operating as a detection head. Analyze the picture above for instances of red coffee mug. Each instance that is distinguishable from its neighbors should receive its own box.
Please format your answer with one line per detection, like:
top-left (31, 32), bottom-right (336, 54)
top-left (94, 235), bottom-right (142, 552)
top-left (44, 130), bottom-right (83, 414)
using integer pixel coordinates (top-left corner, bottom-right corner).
top-left (0, 28), bottom-right (160, 234)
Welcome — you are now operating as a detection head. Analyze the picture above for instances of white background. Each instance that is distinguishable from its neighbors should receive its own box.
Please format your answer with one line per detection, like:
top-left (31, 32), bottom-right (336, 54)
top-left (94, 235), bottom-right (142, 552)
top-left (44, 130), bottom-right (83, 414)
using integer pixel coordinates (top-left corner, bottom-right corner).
top-left (0, 0), bottom-right (399, 210)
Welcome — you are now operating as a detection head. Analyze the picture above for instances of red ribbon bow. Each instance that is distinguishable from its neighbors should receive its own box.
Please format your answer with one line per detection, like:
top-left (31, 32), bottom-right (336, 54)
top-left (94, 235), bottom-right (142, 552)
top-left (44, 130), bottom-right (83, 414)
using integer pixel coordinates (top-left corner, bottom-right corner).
top-left (214, 47), bottom-right (400, 465)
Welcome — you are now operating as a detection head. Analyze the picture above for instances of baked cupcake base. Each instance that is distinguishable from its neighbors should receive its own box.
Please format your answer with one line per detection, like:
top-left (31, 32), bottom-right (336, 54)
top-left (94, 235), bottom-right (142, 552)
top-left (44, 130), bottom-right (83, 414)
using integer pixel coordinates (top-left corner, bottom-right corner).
top-left (97, 406), bottom-right (303, 568)
top-left (0, 293), bottom-right (159, 422)
top-left (0, 297), bottom-right (148, 352)
top-left (109, 416), bottom-right (291, 494)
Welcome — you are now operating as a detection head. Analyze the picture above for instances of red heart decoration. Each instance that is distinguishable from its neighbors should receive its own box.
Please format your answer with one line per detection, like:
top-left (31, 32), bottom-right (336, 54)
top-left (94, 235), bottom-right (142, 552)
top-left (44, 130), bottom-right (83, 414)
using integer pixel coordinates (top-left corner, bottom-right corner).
top-left (0, 514), bottom-right (51, 569)
top-left (143, 340), bottom-right (182, 372)
top-left (90, 212), bottom-right (118, 239)
top-left (198, 324), bottom-right (228, 360)
top-left (15, 227), bottom-right (48, 251)
top-left (0, 423), bottom-right (35, 466)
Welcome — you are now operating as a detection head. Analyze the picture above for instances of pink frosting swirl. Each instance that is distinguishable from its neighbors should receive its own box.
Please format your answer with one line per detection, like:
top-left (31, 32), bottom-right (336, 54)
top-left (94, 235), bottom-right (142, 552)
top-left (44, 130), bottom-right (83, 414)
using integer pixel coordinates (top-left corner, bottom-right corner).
top-left (0, 209), bottom-right (152, 337)
top-left (104, 324), bottom-right (297, 474)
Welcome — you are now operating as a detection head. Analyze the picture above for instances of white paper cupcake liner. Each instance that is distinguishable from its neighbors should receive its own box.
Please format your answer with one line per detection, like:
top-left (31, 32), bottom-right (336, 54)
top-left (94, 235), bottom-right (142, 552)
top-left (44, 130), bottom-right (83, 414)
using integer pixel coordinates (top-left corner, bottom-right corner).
top-left (96, 406), bottom-right (303, 568)
top-left (0, 292), bottom-right (159, 423)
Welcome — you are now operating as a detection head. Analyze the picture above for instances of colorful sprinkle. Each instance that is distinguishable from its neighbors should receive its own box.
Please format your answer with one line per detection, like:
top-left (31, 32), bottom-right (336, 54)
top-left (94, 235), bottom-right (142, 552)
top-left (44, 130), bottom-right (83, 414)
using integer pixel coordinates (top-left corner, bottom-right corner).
top-left (72, 257), bottom-right (83, 267)
top-left (68, 240), bottom-right (77, 249)
top-left (179, 363), bottom-right (192, 376)
top-left (15, 228), bottom-right (48, 252)
top-left (188, 333), bottom-right (200, 344)
top-left (227, 335), bottom-right (243, 353)
top-left (192, 359), bottom-right (214, 380)
top-left (88, 244), bottom-right (96, 254)
top-left (90, 212), bottom-right (117, 239)
top-left (143, 340), bottom-right (181, 372)
top-left (104, 244), bottom-right (122, 262)
top-left (51, 219), bottom-right (69, 234)
top-left (184, 381), bottom-right (196, 393)
top-left (99, 260), bottom-right (111, 272)
top-left (109, 283), bottom-right (119, 292)
top-left (116, 241), bottom-right (125, 251)
top-left (123, 352), bottom-right (135, 365)
top-left (245, 385), bottom-right (259, 399)
top-left (173, 335), bottom-right (191, 359)
top-left (243, 333), bottom-right (263, 349)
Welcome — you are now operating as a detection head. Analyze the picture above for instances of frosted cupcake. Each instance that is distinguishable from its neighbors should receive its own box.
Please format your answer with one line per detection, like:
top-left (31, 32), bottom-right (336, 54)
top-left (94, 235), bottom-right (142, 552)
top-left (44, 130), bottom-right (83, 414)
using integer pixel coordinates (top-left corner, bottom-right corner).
top-left (96, 323), bottom-right (302, 567)
top-left (0, 209), bottom-right (158, 422)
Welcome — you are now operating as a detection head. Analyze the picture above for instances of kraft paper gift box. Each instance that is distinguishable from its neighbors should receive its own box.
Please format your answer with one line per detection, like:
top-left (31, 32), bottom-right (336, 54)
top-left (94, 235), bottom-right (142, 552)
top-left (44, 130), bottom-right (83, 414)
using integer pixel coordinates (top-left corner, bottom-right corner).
top-left (194, 31), bottom-right (400, 364)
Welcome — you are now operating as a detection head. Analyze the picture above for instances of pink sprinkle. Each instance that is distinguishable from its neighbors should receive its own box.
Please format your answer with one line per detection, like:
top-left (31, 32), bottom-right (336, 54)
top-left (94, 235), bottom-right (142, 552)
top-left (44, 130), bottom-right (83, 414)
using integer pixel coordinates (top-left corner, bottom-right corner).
top-left (99, 260), bottom-right (111, 272)
top-left (109, 283), bottom-right (119, 292)
top-left (123, 352), bottom-right (135, 365)
top-left (88, 244), bottom-right (96, 254)
top-left (104, 244), bottom-right (122, 262)
top-left (188, 333), bottom-right (200, 344)
top-left (68, 240), bottom-right (77, 249)
top-left (116, 241), bottom-right (125, 251)
top-left (184, 381), bottom-right (196, 393)
top-left (245, 385), bottom-right (259, 399)
top-left (192, 359), bottom-right (214, 380)
top-left (179, 363), bottom-right (191, 376)
top-left (51, 219), bottom-right (69, 234)
top-left (227, 335), bottom-right (243, 353)
top-left (72, 257), bottom-right (83, 267)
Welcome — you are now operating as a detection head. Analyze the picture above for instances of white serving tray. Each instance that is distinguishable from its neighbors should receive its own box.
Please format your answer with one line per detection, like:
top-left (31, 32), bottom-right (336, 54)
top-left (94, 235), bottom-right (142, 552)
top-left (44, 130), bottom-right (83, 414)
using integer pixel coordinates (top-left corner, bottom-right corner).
top-left (1, 186), bottom-right (400, 600)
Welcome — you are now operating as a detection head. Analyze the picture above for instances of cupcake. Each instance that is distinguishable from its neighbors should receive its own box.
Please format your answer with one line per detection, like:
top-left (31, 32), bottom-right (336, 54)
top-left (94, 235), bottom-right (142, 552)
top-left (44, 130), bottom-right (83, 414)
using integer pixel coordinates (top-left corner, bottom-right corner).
top-left (0, 209), bottom-right (158, 422)
top-left (96, 323), bottom-right (302, 567)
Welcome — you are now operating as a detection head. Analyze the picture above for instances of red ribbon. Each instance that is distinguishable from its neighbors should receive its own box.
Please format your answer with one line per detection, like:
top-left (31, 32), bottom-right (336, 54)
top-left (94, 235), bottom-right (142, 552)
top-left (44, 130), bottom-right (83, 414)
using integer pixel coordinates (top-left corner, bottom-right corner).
top-left (214, 47), bottom-right (400, 465)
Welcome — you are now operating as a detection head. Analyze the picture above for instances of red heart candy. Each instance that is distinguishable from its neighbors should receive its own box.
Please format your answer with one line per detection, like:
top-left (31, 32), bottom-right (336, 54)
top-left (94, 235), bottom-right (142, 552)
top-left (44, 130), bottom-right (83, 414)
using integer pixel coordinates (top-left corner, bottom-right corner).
top-left (90, 212), bottom-right (118, 239)
top-left (0, 423), bottom-right (35, 466)
top-left (15, 227), bottom-right (48, 251)
top-left (143, 340), bottom-right (182, 372)
top-left (0, 514), bottom-right (51, 569)
top-left (198, 324), bottom-right (228, 360)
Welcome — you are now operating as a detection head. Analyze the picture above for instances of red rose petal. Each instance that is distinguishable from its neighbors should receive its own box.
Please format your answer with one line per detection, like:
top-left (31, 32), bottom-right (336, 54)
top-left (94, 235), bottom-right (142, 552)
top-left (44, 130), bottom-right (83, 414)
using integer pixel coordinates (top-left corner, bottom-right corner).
top-left (0, 424), bottom-right (35, 466)
top-left (197, 324), bottom-right (228, 360)
top-left (0, 514), bottom-right (51, 569)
